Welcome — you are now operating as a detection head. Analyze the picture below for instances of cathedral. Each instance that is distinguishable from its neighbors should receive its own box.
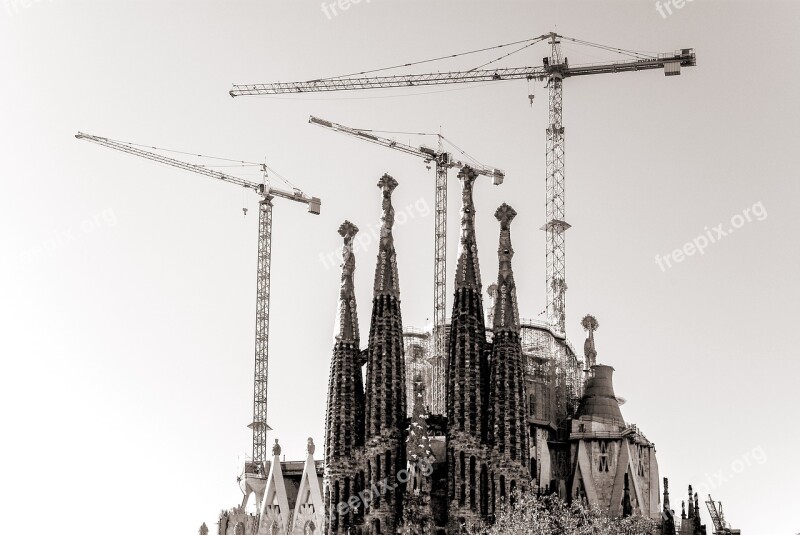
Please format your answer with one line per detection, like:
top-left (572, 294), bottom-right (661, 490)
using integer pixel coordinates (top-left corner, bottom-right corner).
top-left (216, 166), bottom-right (711, 535)
top-left (322, 166), bottom-right (665, 534)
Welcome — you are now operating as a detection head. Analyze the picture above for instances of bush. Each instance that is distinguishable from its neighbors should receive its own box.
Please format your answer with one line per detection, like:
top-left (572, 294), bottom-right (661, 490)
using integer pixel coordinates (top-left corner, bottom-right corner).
top-left (476, 492), bottom-right (657, 535)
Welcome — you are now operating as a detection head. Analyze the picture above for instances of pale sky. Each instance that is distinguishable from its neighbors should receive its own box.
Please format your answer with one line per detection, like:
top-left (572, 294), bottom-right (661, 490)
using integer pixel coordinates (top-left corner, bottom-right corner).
top-left (1, 1), bottom-right (798, 534)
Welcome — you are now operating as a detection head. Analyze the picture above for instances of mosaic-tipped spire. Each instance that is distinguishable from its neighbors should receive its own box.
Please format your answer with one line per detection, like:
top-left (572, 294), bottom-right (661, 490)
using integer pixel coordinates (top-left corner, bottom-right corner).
top-left (324, 221), bottom-right (366, 535)
top-left (488, 202), bottom-right (529, 512)
top-left (493, 203), bottom-right (520, 332)
top-left (364, 174), bottom-right (407, 532)
top-left (446, 166), bottom-right (489, 520)
top-left (374, 173), bottom-right (400, 298)
top-left (335, 221), bottom-right (360, 343)
top-left (455, 166), bottom-right (481, 291)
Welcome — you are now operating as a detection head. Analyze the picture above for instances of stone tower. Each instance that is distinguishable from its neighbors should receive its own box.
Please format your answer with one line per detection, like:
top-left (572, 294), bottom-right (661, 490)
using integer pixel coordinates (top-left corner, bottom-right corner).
top-left (446, 166), bottom-right (490, 523)
top-left (488, 203), bottom-right (530, 513)
top-left (323, 220), bottom-right (365, 535)
top-left (364, 174), bottom-right (407, 534)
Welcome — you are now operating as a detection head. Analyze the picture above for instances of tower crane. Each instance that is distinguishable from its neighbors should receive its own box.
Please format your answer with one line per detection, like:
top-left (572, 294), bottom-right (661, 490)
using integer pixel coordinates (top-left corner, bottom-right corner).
top-left (75, 132), bottom-right (321, 509)
top-left (706, 496), bottom-right (741, 535)
top-left (308, 115), bottom-right (504, 413)
top-left (231, 32), bottom-right (696, 334)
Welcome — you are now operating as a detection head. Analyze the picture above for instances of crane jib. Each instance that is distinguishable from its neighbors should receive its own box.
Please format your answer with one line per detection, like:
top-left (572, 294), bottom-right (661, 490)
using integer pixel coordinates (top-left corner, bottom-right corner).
top-left (230, 51), bottom-right (695, 96)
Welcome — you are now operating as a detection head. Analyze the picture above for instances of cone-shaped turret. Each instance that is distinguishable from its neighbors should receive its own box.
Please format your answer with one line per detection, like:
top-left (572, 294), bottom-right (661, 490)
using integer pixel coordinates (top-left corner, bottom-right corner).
top-left (488, 203), bottom-right (529, 513)
top-left (446, 166), bottom-right (490, 521)
top-left (575, 364), bottom-right (625, 425)
top-left (364, 174), bottom-right (407, 534)
top-left (324, 221), bottom-right (366, 535)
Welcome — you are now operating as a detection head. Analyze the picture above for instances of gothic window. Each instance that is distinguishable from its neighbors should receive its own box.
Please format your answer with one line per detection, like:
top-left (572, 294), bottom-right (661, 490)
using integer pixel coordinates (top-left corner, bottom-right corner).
top-left (469, 456), bottom-right (477, 510)
top-left (598, 441), bottom-right (609, 472)
top-left (529, 394), bottom-right (536, 418)
top-left (480, 465), bottom-right (489, 516)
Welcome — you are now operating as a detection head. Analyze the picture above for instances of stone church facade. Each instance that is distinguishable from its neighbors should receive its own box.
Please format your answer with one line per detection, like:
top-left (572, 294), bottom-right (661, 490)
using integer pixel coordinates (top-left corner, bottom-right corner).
top-left (214, 166), bottom-right (709, 535)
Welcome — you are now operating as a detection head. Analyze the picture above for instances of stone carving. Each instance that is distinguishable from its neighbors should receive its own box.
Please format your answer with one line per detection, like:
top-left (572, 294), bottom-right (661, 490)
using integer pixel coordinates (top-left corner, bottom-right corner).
top-left (581, 314), bottom-right (599, 368)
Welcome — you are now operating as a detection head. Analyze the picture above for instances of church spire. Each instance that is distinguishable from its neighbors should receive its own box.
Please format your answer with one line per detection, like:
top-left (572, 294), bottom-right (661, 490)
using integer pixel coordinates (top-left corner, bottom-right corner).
top-left (364, 174), bottom-right (407, 533)
top-left (488, 203), bottom-right (529, 515)
top-left (446, 166), bottom-right (490, 522)
top-left (493, 203), bottom-right (520, 332)
top-left (324, 221), bottom-right (365, 535)
top-left (335, 220), bottom-right (359, 343)
top-left (455, 166), bottom-right (481, 291)
top-left (373, 173), bottom-right (400, 298)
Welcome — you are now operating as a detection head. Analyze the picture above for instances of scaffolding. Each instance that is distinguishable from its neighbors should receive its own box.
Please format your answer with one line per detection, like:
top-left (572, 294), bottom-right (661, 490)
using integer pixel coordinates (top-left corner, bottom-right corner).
top-left (403, 320), bottom-right (583, 423)
top-left (519, 318), bottom-right (584, 427)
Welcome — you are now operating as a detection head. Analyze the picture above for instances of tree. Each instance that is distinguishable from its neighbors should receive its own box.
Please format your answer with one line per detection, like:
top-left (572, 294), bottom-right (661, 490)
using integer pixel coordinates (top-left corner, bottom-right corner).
top-left (475, 492), bottom-right (657, 535)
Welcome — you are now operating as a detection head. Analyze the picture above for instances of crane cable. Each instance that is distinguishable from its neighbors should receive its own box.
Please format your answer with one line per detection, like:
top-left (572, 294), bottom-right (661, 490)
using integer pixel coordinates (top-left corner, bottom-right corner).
top-left (441, 135), bottom-right (484, 169)
top-left (317, 34), bottom-right (549, 81)
top-left (557, 34), bottom-right (656, 61)
top-left (96, 136), bottom-right (298, 190)
top-left (467, 35), bottom-right (549, 72)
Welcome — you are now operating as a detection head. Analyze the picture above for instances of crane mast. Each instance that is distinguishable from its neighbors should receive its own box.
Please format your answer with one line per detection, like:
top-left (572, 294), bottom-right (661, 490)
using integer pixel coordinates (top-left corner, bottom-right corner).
top-left (234, 34), bottom-right (695, 336)
top-left (308, 116), bottom-right (503, 413)
top-left (75, 132), bottom-right (321, 508)
top-left (544, 32), bottom-right (569, 332)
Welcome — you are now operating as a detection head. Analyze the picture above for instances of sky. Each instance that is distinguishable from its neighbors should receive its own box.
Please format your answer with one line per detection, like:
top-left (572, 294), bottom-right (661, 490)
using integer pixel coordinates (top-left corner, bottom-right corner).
top-left (1, 1), bottom-right (798, 534)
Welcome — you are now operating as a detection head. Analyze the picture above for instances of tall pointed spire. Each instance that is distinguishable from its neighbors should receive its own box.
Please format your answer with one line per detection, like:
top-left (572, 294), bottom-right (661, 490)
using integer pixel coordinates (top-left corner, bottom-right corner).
top-left (493, 203), bottom-right (520, 332)
top-left (364, 174), bottom-right (407, 534)
top-left (336, 221), bottom-right (360, 343)
top-left (446, 165), bottom-right (490, 522)
top-left (374, 173), bottom-right (400, 298)
top-left (455, 166), bottom-right (481, 291)
top-left (324, 221), bottom-right (365, 535)
top-left (488, 203), bottom-right (529, 515)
